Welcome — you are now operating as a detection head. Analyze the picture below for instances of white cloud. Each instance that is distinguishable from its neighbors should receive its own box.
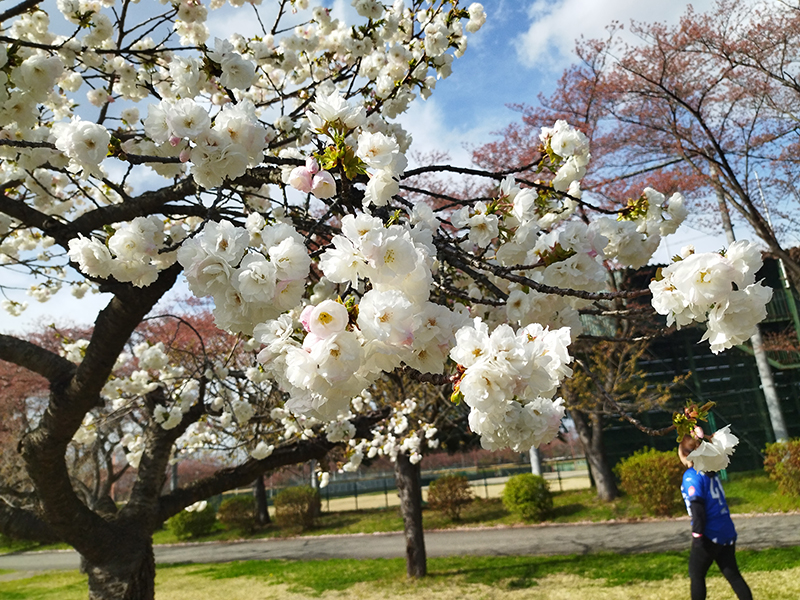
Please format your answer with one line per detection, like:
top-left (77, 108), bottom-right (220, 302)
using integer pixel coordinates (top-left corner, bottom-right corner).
top-left (0, 267), bottom-right (113, 335)
top-left (398, 97), bottom-right (505, 169)
top-left (206, 3), bottom-right (283, 41)
top-left (329, 0), bottom-right (360, 25)
top-left (1, 274), bottom-right (195, 335)
top-left (514, 0), bottom-right (714, 70)
top-left (651, 225), bottom-right (729, 266)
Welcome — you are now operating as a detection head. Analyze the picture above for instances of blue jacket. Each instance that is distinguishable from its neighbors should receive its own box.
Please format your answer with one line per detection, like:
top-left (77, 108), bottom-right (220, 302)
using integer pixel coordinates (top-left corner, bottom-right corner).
top-left (681, 467), bottom-right (737, 545)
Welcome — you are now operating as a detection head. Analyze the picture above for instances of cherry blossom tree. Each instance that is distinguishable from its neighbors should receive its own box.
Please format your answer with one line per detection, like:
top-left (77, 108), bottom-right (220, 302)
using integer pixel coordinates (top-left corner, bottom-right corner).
top-left (475, 0), bottom-right (800, 287)
top-left (0, 0), bottom-right (772, 598)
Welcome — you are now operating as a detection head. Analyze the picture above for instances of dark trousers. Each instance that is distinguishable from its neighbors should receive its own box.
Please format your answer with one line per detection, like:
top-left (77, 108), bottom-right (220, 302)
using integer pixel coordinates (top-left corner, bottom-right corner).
top-left (689, 537), bottom-right (753, 600)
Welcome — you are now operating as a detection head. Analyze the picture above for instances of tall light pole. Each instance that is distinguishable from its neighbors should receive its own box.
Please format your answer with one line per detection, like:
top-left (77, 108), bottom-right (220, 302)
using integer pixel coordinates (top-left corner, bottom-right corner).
top-left (712, 168), bottom-right (788, 442)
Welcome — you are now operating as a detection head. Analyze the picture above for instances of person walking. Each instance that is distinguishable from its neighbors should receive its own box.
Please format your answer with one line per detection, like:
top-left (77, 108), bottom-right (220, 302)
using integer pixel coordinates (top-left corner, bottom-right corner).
top-left (679, 435), bottom-right (753, 600)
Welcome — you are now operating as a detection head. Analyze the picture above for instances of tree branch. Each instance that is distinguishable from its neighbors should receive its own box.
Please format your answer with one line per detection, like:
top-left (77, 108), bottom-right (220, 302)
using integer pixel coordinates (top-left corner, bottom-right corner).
top-left (575, 358), bottom-right (675, 437)
top-left (121, 383), bottom-right (206, 525)
top-left (0, 334), bottom-right (76, 386)
top-left (18, 265), bottom-right (181, 563)
top-left (0, 0), bottom-right (42, 23)
top-left (157, 408), bottom-right (388, 522)
top-left (0, 499), bottom-right (60, 544)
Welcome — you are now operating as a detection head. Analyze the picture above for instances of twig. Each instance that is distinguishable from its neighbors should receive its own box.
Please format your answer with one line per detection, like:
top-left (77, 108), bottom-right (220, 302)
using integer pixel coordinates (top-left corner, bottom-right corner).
top-left (575, 358), bottom-right (676, 437)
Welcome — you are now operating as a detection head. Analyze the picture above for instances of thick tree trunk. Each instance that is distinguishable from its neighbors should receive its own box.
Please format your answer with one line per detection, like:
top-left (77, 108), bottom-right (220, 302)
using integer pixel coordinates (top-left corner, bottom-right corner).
top-left (84, 534), bottom-right (156, 600)
top-left (254, 475), bottom-right (270, 526)
top-left (394, 452), bottom-right (426, 578)
top-left (570, 409), bottom-right (618, 502)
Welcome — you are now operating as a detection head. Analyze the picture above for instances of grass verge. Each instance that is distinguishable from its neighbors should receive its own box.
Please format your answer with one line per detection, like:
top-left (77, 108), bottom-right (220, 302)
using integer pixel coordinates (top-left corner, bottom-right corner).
top-left (2, 547), bottom-right (800, 599)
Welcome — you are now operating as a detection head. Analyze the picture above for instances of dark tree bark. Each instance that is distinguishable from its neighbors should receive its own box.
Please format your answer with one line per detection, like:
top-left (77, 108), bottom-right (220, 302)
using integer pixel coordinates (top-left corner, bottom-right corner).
top-left (254, 475), bottom-right (270, 526)
top-left (570, 408), bottom-right (618, 502)
top-left (84, 532), bottom-right (155, 600)
top-left (394, 452), bottom-right (426, 578)
top-left (0, 499), bottom-right (59, 544)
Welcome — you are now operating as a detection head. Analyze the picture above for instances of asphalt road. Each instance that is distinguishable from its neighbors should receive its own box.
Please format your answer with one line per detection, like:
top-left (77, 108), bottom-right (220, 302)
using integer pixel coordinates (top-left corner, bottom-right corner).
top-left (1, 513), bottom-right (798, 572)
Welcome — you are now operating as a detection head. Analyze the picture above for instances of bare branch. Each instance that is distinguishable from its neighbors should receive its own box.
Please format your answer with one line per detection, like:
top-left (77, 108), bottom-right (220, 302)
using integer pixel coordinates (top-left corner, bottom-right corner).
top-left (0, 0), bottom-right (42, 23)
top-left (575, 358), bottom-right (676, 437)
top-left (0, 498), bottom-right (60, 544)
top-left (157, 408), bottom-right (389, 521)
top-left (0, 334), bottom-right (76, 386)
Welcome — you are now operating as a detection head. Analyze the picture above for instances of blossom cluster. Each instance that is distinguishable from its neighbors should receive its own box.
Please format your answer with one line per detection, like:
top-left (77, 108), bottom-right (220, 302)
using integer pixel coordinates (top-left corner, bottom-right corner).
top-left (687, 425), bottom-right (739, 473)
top-left (357, 130), bottom-right (408, 207)
top-left (450, 123), bottom-right (689, 340)
top-left (650, 241), bottom-right (772, 353)
top-left (286, 91), bottom-right (408, 207)
top-left (288, 157), bottom-right (336, 199)
top-left (593, 187), bottom-right (687, 269)
top-left (540, 119), bottom-right (591, 194)
top-left (143, 97), bottom-right (267, 188)
top-left (450, 319), bottom-right (570, 451)
top-left (68, 216), bottom-right (179, 287)
top-left (254, 211), bottom-right (466, 420)
top-left (177, 219), bottom-right (310, 335)
top-left (52, 118), bottom-right (110, 178)
top-left (339, 396), bottom-right (439, 472)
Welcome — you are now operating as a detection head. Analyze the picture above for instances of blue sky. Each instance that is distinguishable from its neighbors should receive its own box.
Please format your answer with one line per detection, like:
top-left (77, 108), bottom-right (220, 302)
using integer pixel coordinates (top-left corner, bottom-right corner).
top-left (2, 0), bottom-right (726, 332)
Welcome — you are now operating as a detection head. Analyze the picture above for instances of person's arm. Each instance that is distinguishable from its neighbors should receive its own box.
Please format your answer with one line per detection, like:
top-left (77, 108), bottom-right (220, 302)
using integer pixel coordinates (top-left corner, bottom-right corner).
top-left (690, 499), bottom-right (706, 538)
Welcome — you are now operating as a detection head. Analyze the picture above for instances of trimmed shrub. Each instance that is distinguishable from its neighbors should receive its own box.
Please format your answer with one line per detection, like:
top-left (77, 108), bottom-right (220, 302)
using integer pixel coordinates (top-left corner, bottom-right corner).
top-left (274, 485), bottom-right (321, 531)
top-left (615, 448), bottom-right (684, 516)
top-left (218, 496), bottom-right (255, 532)
top-left (502, 473), bottom-right (553, 522)
top-left (167, 505), bottom-right (216, 540)
top-left (764, 439), bottom-right (800, 496)
top-left (428, 473), bottom-right (473, 520)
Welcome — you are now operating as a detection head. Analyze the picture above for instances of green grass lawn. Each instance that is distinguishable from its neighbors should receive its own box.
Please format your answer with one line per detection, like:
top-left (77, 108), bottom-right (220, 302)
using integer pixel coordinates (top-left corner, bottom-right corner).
top-left (724, 471), bottom-right (800, 513)
top-left (2, 547), bottom-right (800, 599)
top-left (2, 471), bottom-right (797, 555)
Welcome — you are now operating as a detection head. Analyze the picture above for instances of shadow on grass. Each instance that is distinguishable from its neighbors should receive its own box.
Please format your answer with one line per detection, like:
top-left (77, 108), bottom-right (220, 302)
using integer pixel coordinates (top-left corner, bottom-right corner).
top-left (550, 503), bottom-right (585, 519)
top-left (316, 512), bottom-right (368, 529)
top-left (428, 552), bottom-right (690, 588)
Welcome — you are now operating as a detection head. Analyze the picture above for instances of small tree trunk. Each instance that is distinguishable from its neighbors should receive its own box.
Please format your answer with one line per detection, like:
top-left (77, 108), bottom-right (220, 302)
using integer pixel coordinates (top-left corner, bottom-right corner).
top-left (254, 475), bottom-right (270, 526)
top-left (85, 536), bottom-right (156, 600)
top-left (571, 409), bottom-right (618, 502)
top-left (394, 452), bottom-right (426, 578)
top-left (529, 447), bottom-right (542, 476)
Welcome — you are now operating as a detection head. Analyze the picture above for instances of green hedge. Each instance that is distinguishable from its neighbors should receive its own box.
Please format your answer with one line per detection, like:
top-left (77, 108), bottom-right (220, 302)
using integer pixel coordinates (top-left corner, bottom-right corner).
top-left (615, 448), bottom-right (683, 516)
top-left (502, 473), bottom-right (552, 522)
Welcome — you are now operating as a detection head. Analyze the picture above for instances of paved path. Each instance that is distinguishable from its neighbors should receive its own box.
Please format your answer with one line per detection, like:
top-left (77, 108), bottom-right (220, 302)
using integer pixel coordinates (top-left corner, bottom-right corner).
top-left (1, 513), bottom-right (798, 572)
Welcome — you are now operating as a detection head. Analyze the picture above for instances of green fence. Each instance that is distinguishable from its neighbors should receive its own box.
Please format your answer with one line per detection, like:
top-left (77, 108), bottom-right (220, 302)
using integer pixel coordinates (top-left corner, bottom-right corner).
top-left (603, 326), bottom-right (800, 472)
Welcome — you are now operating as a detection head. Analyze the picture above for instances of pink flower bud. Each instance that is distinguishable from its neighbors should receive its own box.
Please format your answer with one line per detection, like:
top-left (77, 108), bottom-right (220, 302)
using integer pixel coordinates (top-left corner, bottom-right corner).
top-left (311, 170), bottom-right (336, 199)
top-left (305, 156), bottom-right (320, 174)
top-left (179, 149), bottom-right (191, 163)
top-left (288, 166), bottom-right (313, 193)
top-left (299, 304), bottom-right (315, 333)
top-left (169, 135), bottom-right (182, 147)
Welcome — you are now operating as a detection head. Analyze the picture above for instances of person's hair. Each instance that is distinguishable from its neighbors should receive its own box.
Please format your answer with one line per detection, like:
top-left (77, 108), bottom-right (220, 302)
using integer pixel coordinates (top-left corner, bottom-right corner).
top-left (678, 435), bottom-right (700, 467)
